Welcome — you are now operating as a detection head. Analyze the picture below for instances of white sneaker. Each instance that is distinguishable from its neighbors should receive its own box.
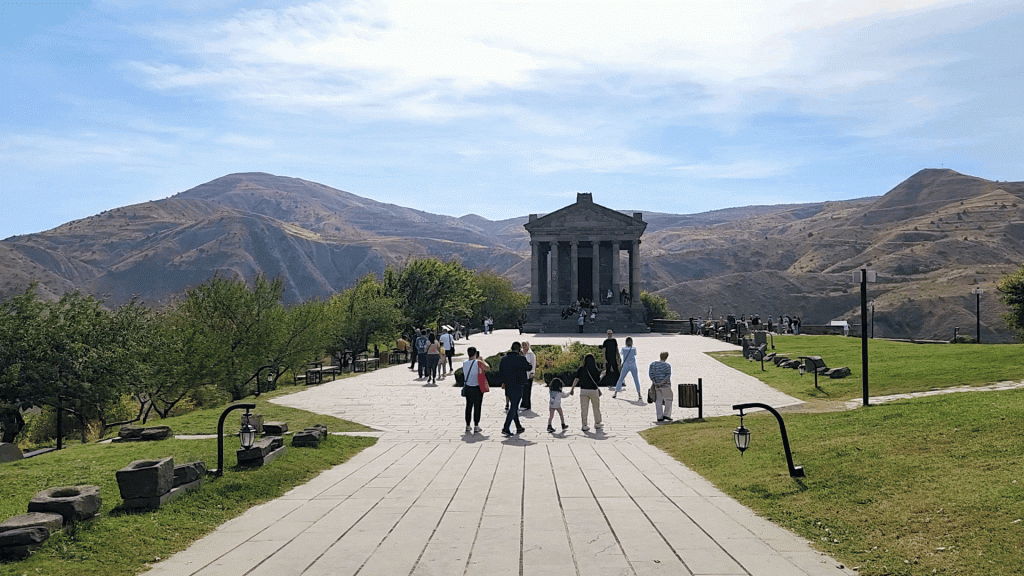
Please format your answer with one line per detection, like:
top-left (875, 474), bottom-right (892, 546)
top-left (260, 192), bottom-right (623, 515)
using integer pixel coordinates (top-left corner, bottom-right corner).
top-left (465, 426), bottom-right (472, 434)
top-left (473, 426), bottom-right (481, 433)
top-left (582, 425), bottom-right (590, 432)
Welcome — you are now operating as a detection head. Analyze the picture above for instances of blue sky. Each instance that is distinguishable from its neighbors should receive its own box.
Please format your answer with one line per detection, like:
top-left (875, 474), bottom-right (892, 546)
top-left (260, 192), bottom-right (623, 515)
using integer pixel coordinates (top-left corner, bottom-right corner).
top-left (2, 0), bottom-right (1022, 238)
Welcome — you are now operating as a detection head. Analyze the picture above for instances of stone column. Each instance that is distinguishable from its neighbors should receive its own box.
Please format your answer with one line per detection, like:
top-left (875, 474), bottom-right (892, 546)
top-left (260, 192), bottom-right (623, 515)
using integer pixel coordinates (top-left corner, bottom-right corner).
top-left (591, 239), bottom-right (600, 305)
top-left (530, 240), bottom-right (540, 305)
top-left (630, 239), bottom-right (641, 301)
top-left (570, 239), bottom-right (579, 304)
top-left (611, 240), bottom-right (620, 305)
top-left (550, 241), bottom-right (560, 305)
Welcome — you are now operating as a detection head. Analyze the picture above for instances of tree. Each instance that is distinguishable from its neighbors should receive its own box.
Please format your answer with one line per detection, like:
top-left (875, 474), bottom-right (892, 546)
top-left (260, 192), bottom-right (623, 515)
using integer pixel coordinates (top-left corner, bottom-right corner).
top-left (384, 259), bottom-right (482, 331)
top-left (271, 299), bottom-right (332, 385)
top-left (175, 275), bottom-right (285, 400)
top-left (0, 286), bottom-right (46, 442)
top-left (130, 307), bottom-right (214, 422)
top-left (997, 266), bottom-right (1024, 340)
top-left (472, 271), bottom-right (530, 329)
top-left (639, 291), bottom-right (679, 323)
top-left (0, 289), bottom-right (148, 444)
top-left (326, 274), bottom-right (403, 362)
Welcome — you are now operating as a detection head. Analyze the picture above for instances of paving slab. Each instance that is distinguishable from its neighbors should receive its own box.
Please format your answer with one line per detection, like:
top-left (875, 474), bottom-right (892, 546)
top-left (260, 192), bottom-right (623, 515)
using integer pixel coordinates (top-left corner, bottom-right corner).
top-left (143, 331), bottom-right (853, 576)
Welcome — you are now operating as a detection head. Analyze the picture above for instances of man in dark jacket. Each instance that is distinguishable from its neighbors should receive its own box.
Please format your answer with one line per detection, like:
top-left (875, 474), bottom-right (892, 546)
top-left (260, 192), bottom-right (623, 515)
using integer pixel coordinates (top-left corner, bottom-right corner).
top-left (499, 342), bottom-right (531, 436)
top-left (414, 330), bottom-right (429, 379)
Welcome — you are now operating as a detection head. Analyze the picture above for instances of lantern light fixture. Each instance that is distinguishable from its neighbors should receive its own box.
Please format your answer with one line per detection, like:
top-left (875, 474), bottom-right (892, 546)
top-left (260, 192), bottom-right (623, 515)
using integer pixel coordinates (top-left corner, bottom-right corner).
top-left (733, 411), bottom-right (751, 455)
top-left (239, 409), bottom-right (257, 450)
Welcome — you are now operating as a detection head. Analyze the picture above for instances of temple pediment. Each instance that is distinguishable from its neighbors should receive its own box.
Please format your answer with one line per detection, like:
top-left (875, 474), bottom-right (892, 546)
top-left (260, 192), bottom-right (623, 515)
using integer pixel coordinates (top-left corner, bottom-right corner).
top-left (525, 193), bottom-right (647, 237)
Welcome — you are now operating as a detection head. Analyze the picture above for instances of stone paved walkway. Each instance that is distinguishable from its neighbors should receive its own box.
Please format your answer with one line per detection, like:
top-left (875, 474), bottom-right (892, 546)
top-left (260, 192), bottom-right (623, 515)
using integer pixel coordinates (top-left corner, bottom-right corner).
top-left (843, 380), bottom-right (1024, 409)
top-left (144, 331), bottom-right (854, 576)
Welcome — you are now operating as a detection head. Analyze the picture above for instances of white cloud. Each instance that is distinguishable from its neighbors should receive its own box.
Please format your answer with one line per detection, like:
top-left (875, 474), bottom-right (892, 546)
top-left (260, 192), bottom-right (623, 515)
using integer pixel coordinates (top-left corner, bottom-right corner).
top-left (670, 160), bottom-right (796, 180)
top-left (127, 0), bottom-right (990, 120)
top-left (524, 144), bottom-right (669, 174)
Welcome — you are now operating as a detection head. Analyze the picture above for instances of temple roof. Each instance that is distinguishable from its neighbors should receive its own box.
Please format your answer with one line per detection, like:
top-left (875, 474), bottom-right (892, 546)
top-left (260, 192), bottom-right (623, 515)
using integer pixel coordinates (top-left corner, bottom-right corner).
top-left (524, 193), bottom-right (647, 238)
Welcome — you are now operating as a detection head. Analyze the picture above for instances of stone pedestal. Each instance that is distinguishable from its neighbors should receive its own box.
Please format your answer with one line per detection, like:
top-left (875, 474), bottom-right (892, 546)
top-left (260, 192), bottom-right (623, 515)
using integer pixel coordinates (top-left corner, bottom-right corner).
top-left (237, 436), bottom-right (285, 467)
top-left (241, 413), bottom-right (264, 434)
top-left (263, 421), bottom-right (288, 435)
top-left (116, 458), bottom-right (206, 510)
top-left (116, 457), bottom-right (174, 501)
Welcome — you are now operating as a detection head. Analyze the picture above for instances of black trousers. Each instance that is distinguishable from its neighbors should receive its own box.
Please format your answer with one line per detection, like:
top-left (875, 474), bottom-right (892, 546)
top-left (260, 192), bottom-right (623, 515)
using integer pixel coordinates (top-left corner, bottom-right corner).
top-left (418, 352), bottom-right (428, 377)
top-left (464, 386), bottom-right (483, 426)
top-left (503, 388), bottom-right (523, 432)
top-left (521, 378), bottom-right (533, 410)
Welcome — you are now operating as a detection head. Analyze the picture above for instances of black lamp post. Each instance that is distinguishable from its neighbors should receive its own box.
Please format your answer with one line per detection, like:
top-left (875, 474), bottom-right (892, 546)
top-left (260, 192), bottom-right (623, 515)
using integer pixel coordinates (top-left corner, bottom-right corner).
top-left (248, 364), bottom-right (277, 397)
top-left (972, 288), bottom-right (983, 343)
top-left (732, 403), bottom-right (804, 478)
top-left (854, 268), bottom-right (875, 407)
top-left (211, 403), bottom-right (257, 477)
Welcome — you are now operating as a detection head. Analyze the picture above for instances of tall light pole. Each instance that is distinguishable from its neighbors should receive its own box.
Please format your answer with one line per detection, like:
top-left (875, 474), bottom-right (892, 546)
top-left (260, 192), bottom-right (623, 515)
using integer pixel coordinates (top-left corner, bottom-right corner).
top-left (855, 268), bottom-right (876, 407)
top-left (972, 288), bottom-right (984, 343)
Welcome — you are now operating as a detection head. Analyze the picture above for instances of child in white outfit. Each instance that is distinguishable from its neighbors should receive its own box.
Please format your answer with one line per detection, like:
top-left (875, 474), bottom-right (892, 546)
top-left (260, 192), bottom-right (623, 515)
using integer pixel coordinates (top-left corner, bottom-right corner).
top-left (547, 378), bottom-right (570, 433)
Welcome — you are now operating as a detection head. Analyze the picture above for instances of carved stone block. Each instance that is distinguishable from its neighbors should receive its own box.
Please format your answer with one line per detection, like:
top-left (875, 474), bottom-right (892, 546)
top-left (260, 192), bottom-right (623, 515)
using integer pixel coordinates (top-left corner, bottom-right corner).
top-left (27, 485), bottom-right (102, 523)
top-left (116, 457), bottom-right (174, 500)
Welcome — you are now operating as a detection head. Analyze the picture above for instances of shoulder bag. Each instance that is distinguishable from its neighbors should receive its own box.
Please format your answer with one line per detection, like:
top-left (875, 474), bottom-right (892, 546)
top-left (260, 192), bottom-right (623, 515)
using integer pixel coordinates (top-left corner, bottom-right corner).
top-left (477, 360), bottom-right (490, 393)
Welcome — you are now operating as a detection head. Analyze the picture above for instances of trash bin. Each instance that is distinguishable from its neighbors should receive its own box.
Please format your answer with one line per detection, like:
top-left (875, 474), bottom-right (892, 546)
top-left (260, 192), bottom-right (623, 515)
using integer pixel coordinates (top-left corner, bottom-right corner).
top-left (678, 383), bottom-right (699, 408)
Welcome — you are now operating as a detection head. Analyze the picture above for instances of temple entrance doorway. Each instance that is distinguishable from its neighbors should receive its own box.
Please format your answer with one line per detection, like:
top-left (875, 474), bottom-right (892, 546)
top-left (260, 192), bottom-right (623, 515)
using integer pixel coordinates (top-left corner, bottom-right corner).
top-left (578, 257), bottom-right (593, 302)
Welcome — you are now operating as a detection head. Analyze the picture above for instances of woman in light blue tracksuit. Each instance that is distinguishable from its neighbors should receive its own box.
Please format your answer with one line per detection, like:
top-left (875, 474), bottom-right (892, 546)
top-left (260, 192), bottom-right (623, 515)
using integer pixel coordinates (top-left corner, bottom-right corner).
top-left (613, 337), bottom-right (641, 400)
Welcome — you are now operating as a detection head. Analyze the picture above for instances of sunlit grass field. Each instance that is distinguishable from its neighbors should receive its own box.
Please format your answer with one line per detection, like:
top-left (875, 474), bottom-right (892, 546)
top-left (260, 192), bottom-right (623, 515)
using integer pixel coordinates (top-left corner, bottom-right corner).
top-left (645, 335), bottom-right (1024, 575)
top-left (712, 335), bottom-right (1024, 401)
top-left (0, 393), bottom-right (374, 576)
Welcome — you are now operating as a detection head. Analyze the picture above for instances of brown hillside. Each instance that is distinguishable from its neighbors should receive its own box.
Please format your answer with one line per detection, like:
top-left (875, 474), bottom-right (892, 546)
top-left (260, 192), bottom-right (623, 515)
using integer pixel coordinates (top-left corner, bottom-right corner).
top-left (1, 169), bottom-right (1022, 341)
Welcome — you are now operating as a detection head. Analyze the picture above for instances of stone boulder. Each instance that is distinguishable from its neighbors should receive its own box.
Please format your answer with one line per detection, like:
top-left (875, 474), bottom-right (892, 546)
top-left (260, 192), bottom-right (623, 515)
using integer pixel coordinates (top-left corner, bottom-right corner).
top-left (118, 425), bottom-right (144, 440)
top-left (292, 425), bottom-right (328, 448)
top-left (827, 367), bottom-right (852, 379)
top-left (115, 425), bottom-right (173, 442)
top-left (27, 485), bottom-right (102, 523)
top-left (140, 426), bottom-right (173, 441)
top-left (0, 512), bottom-right (64, 535)
top-left (0, 527), bottom-right (50, 559)
top-left (0, 442), bottom-right (23, 463)
top-left (173, 461), bottom-right (207, 487)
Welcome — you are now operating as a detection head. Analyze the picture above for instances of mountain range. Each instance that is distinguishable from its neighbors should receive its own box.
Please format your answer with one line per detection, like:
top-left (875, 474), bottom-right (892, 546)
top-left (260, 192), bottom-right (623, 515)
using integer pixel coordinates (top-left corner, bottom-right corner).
top-left (2, 169), bottom-right (1022, 342)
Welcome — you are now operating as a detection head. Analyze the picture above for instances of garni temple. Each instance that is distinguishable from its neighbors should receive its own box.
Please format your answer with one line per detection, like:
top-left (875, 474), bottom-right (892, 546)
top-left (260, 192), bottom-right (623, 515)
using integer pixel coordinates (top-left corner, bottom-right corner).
top-left (522, 193), bottom-right (649, 333)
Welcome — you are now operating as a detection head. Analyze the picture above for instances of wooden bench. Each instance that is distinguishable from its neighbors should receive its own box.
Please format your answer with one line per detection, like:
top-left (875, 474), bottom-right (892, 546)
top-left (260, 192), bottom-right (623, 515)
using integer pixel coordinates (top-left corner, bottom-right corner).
top-left (353, 357), bottom-right (380, 372)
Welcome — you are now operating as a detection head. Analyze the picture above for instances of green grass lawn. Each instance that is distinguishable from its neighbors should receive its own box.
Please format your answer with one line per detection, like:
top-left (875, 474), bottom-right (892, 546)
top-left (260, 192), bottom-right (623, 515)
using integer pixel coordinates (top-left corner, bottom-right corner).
top-left (643, 389), bottom-right (1024, 576)
top-left (713, 336), bottom-right (1024, 401)
top-left (0, 394), bottom-right (375, 576)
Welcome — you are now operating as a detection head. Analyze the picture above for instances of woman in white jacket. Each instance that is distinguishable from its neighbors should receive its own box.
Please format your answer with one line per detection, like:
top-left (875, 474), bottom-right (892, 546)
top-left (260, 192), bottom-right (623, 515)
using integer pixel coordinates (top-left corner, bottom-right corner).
top-left (613, 337), bottom-right (641, 401)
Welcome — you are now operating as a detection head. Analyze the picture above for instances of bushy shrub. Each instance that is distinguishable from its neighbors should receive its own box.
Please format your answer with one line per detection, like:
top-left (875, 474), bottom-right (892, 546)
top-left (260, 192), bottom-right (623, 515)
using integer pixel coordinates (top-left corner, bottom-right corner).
top-left (453, 343), bottom-right (602, 388)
